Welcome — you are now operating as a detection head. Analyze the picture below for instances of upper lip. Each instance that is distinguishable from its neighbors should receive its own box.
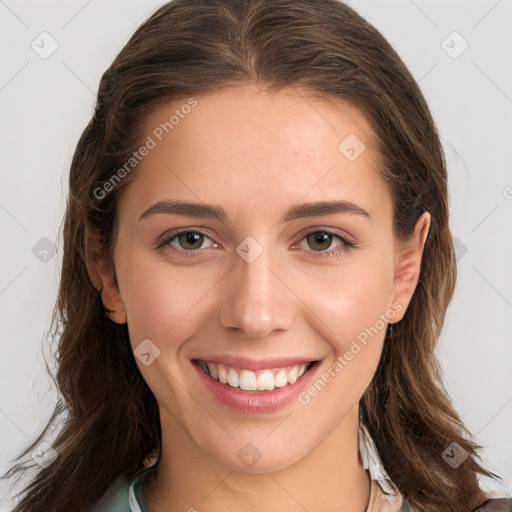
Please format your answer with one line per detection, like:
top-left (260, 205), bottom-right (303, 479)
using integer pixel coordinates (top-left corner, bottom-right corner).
top-left (192, 355), bottom-right (318, 371)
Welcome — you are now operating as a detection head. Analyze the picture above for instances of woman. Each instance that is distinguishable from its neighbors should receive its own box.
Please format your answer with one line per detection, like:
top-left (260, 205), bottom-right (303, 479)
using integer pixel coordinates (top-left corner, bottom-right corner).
top-left (3, 1), bottom-right (510, 511)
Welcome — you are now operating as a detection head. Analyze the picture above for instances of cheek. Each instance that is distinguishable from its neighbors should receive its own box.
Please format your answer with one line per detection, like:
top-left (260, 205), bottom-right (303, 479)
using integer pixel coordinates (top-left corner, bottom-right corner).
top-left (116, 253), bottom-right (217, 346)
top-left (298, 256), bottom-right (394, 351)
top-left (299, 267), bottom-right (394, 409)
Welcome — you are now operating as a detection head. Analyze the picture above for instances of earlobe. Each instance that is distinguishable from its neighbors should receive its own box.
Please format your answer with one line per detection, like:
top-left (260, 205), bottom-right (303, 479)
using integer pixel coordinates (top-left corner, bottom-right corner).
top-left (85, 225), bottom-right (127, 324)
top-left (389, 211), bottom-right (431, 323)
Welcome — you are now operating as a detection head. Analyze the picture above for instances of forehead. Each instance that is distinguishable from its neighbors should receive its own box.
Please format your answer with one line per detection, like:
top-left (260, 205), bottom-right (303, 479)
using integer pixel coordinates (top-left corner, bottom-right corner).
top-left (119, 85), bottom-right (392, 226)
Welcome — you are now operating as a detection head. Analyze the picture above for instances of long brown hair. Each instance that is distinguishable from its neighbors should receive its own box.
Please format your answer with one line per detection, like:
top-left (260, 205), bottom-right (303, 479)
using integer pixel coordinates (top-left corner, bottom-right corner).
top-left (3, 1), bottom-right (503, 511)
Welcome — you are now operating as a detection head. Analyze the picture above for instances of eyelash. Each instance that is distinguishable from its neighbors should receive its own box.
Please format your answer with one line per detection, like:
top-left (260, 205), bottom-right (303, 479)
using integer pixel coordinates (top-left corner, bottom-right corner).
top-left (156, 228), bottom-right (357, 259)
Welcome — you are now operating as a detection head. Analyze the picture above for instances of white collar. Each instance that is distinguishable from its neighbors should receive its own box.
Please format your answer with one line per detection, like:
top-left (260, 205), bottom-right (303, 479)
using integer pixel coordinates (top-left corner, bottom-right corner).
top-left (359, 422), bottom-right (401, 496)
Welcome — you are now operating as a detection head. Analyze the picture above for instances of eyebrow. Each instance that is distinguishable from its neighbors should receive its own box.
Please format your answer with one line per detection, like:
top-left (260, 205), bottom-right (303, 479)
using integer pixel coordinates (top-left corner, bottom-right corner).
top-left (139, 199), bottom-right (373, 224)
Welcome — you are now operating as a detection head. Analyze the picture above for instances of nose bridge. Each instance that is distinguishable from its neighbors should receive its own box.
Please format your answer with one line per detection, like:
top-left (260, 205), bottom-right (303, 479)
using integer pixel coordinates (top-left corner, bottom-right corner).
top-left (219, 235), bottom-right (292, 337)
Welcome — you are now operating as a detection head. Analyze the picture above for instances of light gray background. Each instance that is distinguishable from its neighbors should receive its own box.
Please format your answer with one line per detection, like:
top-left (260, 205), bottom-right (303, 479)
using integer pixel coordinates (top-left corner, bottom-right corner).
top-left (1, 0), bottom-right (511, 507)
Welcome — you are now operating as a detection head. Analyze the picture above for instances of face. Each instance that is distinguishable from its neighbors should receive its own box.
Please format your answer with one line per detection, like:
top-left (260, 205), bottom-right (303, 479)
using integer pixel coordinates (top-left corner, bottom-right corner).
top-left (92, 85), bottom-right (429, 473)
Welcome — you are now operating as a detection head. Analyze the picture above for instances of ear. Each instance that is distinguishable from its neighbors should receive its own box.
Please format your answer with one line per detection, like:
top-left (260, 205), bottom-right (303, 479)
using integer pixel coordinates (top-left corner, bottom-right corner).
top-left (85, 225), bottom-right (127, 325)
top-left (389, 211), bottom-right (431, 323)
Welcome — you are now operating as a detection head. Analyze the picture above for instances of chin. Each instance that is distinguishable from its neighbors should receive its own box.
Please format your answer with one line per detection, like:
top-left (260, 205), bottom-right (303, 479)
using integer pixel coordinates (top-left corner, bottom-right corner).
top-left (195, 430), bottom-right (313, 475)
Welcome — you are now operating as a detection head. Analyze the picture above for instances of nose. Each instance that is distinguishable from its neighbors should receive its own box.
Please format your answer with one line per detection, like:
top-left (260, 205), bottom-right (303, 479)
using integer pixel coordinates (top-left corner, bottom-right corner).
top-left (218, 239), bottom-right (294, 338)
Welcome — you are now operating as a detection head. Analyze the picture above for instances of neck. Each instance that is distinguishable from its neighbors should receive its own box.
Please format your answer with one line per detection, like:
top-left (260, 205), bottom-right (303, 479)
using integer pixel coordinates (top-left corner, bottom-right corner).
top-left (144, 405), bottom-right (370, 512)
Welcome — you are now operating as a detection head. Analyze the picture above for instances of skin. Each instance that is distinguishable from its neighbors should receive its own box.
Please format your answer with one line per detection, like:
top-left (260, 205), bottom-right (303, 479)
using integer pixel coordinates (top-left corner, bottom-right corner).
top-left (89, 84), bottom-right (430, 512)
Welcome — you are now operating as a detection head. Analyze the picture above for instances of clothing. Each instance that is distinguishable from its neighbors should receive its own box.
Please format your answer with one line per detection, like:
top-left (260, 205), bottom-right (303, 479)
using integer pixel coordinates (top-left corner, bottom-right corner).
top-left (94, 470), bottom-right (512, 512)
top-left (92, 424), bottom-right (512, 511)
top-left (93, 468), bottom-right (408, 512)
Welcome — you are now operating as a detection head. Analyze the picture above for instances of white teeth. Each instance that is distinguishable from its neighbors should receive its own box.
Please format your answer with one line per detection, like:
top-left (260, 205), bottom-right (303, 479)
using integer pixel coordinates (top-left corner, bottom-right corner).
top-left (199, 361), bottom-right (312, 392)
top-left (206, 362), bottom-right (218, 380)
top-left (287, 366), bottom-right (298, 384)
top-left (257, 372), bottom-right (275, 391)
top-left (239, 370), bottom-right (257, 391)
top-left (274, 370), bottom-right (288, 388)
top-left (217, 364), bottom-right (228, 384)
top-left (227, 368), bottom-right (239, 388)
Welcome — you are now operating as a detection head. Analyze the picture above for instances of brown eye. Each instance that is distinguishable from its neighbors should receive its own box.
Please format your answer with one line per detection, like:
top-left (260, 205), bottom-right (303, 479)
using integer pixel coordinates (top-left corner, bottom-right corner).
top-left (306, 232), bottom-right (335, 251)
top-left (157, 229), bottom-right (216, 253)
top-left (294, 229), bottom-right (356, 259)
top-left (176, 231), bottom-right (205, 250)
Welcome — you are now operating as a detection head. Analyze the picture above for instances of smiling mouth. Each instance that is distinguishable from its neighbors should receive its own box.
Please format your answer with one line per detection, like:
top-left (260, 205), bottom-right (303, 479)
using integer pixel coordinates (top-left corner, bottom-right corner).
top-left (193, 360), bottom-right (317, 392)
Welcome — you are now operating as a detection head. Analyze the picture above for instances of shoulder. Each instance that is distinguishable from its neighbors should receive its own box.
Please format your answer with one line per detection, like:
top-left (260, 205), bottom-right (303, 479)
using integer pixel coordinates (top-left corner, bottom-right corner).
top-left (398, 495), bottom-right (512, 512)
top-left (397, 497), bottom-right (512, 512)
top-left (472, 496), bottom-right (512, 511)
top-left (90, 467), bottom-right (154, 512)
top-left (370, 478), bottom-right (512, 512)
top-left (90, 476), bottom-right (131, 512)
top-left (369, 476), bottom-right (409, 512)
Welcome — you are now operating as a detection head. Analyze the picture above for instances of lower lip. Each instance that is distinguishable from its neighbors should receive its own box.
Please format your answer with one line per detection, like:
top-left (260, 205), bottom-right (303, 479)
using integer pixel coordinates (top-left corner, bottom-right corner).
top-left (193, 361), bottom-right (320, 414)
